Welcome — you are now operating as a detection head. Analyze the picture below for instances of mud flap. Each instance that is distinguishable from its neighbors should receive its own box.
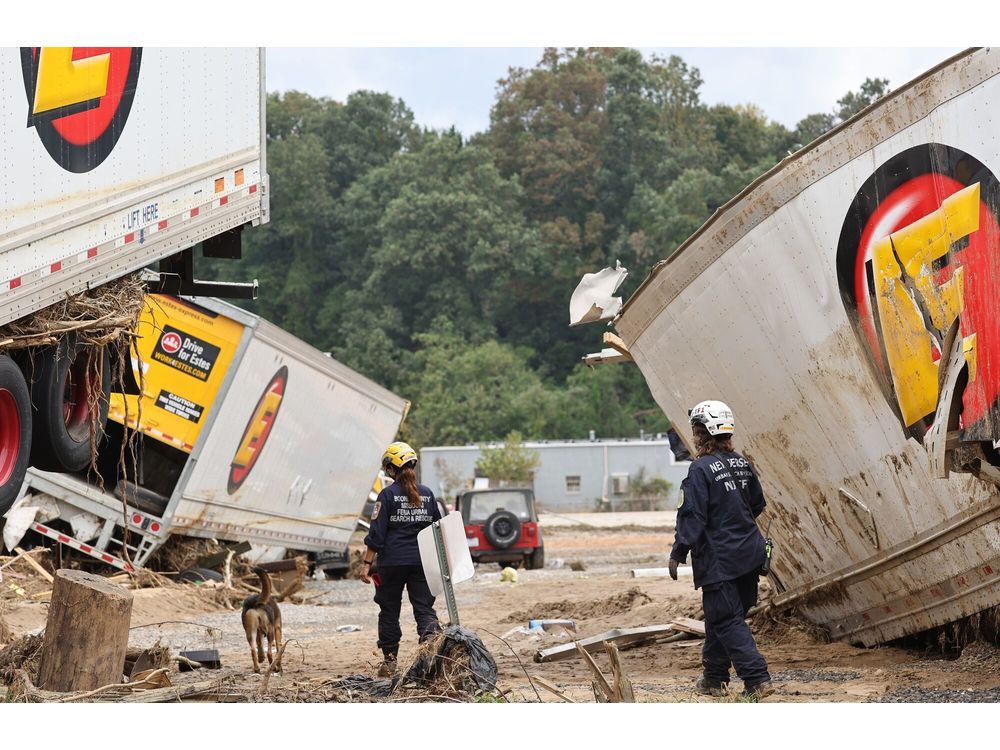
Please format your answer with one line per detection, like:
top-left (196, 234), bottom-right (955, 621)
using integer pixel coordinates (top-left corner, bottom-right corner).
top-left (926, 318), bottom-right (967, 479)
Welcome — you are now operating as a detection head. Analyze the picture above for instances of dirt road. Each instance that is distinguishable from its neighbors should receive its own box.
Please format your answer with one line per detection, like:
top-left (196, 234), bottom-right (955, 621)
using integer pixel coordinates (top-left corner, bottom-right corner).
top-left (4, 517), bottom-right (1000, 702)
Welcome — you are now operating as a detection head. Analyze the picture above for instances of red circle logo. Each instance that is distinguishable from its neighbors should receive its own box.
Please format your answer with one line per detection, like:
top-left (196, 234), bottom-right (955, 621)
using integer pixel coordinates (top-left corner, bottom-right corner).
top-left (160, 332), bottom-right (182, 355)
top-left (838, 143), bottom-right (1000, 443)
top-left (228, 367), bottom-right (288, 494)
top-left (21, 47), bottom-right (142, 173)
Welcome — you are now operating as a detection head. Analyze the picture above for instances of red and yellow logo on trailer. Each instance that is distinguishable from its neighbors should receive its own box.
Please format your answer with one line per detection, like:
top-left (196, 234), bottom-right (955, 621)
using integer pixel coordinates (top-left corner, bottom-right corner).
top-left (21, 47), bottom-right (142, 173)
top-left (228, 367), bottom-right (288, 494)
top-left (838, 143), bottom-right (1000, 443)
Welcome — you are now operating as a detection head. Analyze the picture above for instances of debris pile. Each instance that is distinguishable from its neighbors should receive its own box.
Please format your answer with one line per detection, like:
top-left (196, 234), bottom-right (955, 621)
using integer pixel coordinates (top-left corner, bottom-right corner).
top-left (751, 604), bottom-right (830, 646)
top-left (326, 626), bottom-right (501, 702)
top-left (0, 632), bottom-right (44, 685)
top-left (0, 273), bottom-right (145, 351)
top-left (1, 548), bottom-right (56, 602)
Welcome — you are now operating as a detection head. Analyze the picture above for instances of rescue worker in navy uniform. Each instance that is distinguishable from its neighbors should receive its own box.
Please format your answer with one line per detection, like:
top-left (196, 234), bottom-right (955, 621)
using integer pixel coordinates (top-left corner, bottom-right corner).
top-left (361, 441), bottom-right (443, 676)
top-left (668, 400), bottom-right (774, 700)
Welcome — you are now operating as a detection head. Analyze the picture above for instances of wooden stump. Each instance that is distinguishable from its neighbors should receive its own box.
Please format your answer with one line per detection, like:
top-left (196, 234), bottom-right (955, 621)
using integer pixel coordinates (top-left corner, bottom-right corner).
top-left (36, 570), bottom-right (133, 692)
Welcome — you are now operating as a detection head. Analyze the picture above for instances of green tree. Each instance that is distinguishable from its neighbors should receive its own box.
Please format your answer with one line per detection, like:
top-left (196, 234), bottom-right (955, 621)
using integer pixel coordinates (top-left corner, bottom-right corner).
top-left (551, 361), bottom-right (669, 438)
top-left (475, 431), bottom-right (541, 486)
top-left (399, 320), bottom-right (563, 446)
top-left (320, 132), bottom-right (546, 387)
top-left (627, 466), bottom-right (672, 510)
top-left (836, 77), bottom-right (890, 121)
top-left (791, 77), bottom-right (891, 149)
top-left (793, 111), bottom-right (837, 147)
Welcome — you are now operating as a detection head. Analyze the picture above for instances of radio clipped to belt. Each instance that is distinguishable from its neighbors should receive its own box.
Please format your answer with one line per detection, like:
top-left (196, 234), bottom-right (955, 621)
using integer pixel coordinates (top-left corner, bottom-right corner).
top-left (760, 519), bottom-right (774, 576)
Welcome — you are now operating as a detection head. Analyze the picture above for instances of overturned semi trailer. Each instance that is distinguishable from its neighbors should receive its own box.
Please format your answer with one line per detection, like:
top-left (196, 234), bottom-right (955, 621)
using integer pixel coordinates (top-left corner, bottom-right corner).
top-left (614, 48), bottom-right (1000, 646)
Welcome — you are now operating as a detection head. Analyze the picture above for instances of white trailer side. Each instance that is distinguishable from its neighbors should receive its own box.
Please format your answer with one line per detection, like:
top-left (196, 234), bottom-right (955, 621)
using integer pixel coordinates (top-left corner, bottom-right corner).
top-left (617, 49), bottom-right (1000, 645)
top-left (0, 48), bottom-right (268, 327)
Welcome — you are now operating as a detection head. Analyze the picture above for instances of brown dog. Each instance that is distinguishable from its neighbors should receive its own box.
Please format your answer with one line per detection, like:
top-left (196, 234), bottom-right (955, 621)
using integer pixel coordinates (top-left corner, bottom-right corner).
top-left (241, 567), bottom-right (283, 674)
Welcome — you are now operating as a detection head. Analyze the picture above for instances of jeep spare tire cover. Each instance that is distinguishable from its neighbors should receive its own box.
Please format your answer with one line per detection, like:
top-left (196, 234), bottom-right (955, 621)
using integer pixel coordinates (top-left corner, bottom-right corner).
top-left (484, 510), bottom-right (521, 549)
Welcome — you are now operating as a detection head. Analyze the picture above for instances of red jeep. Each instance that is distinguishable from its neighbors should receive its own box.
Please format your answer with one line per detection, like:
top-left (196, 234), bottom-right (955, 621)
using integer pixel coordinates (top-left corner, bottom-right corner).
top-left (457, 488), bottom-right (544, 570)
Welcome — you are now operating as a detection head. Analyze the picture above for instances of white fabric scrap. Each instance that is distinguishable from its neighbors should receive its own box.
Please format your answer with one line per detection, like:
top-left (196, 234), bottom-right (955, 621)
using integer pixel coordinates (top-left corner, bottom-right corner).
top-left (569, 261), bottom-right (628, 326)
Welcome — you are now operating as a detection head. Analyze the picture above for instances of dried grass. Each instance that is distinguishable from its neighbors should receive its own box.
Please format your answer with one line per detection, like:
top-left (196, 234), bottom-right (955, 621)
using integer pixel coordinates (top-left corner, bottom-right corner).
top-left (0, 601), bottom-right (11, 645)
top-left (0, 633), bottom-right (44, 685)
top-left (144, 537), bottom-right (221, 574)
top-left (0, 274), bottom-right (145, 351)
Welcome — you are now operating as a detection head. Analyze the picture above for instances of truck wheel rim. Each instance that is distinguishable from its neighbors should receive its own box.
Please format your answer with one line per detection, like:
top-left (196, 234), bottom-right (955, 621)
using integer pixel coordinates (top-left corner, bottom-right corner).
top-left (0, 388), bottom-right (20, 484)
top-left (62, 351), bottom-right (96, 441)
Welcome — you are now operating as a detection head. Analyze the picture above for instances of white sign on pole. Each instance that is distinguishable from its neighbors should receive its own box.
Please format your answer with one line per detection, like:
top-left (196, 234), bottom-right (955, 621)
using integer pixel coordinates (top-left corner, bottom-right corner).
top-left (417, 512), bottom-right (475, 598)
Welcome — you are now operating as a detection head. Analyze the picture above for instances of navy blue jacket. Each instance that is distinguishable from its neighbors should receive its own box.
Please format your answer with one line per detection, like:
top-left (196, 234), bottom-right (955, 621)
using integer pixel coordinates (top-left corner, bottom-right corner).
top-left (363, 481), bottom-right (441, 567)
top-left (670, 451), bottom-right (767, 589)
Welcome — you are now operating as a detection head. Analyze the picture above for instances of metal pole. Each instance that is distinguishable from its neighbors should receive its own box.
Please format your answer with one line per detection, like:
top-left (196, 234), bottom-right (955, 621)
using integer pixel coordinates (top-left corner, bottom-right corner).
top-left (431, 521), bottom-right (459, 625)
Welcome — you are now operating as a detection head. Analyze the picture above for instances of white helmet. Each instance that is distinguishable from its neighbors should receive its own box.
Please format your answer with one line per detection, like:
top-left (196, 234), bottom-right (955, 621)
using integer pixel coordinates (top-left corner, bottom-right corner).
top-left (689, 400), bottom-right (735, 436)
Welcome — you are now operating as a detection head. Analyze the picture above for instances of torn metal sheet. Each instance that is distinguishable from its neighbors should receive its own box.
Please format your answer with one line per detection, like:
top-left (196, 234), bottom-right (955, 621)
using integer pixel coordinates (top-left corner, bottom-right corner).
top-left (569, 261), bottom-right (628, 326)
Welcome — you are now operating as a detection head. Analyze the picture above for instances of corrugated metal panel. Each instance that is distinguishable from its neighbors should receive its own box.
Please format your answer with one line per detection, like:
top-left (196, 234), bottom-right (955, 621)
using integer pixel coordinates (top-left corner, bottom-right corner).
top-left (617, 48), bottom-right (1000, 645)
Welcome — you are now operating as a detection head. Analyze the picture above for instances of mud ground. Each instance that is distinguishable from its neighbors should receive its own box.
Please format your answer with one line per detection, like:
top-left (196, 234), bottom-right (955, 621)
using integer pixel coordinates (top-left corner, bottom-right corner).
top-left (4, 515), bottom-right (1000, 702)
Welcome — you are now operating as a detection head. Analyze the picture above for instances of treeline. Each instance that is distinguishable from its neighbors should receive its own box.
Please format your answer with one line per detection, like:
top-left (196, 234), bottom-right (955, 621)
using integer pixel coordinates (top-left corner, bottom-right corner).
top-left (207, 48), bottom-right (888, 446)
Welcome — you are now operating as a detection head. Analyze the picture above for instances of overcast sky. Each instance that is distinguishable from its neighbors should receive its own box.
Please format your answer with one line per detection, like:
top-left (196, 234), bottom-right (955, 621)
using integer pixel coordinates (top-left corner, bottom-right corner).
top-left (266, 48), bottom-right (963, 136)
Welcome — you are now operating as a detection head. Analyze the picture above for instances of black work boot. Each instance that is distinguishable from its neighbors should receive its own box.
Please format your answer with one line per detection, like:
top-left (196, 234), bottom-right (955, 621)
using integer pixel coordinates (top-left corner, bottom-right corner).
top-left (695, 677), bottom-right (729, 697)
top-left (740, 680), bottom-right (775, 701)
top-left (378, 646), bottom-right (398, 677)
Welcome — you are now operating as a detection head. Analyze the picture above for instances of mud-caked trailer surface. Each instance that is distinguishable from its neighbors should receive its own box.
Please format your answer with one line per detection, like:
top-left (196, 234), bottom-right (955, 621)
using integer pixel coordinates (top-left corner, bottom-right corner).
top-left (616, 48), bottom-right (1000, 645)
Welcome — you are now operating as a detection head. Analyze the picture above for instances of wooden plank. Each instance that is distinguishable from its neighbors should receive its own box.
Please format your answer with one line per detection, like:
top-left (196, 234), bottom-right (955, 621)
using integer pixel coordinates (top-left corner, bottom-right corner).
top-left (195, 541), bottom-right (252, 569)
top-left (0, 547), bottom-right (48, 573)
top-left (531, 676), bottom-right (576, 703)
top-left (668, 617), bottom-right (706, 637)
top-left (602, 331), bottom-right (632, 358)
top-left (112, 677), bottom-right (229, 703)
top-left (534, 624), bottom-right (676, 663)
top-left (620, 631), bottom-right (696, 651)
top-left (575, 642), bottom-right (613, 701)
top-left (13, 547), bottom-right (54, 583)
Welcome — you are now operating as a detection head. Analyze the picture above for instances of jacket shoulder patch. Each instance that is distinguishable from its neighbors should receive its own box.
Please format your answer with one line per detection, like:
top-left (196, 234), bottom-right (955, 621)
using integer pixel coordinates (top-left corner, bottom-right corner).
top-left (372, 501), bottom-right (381, 520)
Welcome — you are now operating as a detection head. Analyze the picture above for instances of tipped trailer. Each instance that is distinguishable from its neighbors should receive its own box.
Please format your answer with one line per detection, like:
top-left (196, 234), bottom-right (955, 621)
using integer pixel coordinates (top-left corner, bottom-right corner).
top-left (9, 294), bottom-right (409, 570)
top-left (611, 48), bottom-right (1000, 645)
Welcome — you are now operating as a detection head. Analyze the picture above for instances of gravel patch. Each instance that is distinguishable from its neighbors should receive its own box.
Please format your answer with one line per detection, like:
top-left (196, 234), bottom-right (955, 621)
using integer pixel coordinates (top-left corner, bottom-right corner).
top-left (874, 687), bottom-right (1000, 703)
top-left (771, 668), bottom-right (861, 683)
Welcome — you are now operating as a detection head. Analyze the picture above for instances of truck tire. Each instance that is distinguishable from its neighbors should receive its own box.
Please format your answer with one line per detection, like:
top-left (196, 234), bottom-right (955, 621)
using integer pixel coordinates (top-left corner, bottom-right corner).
top-left (0, 355), bottom-right (32, 514)
top-left (177, 568), bottom-right (224, 583)
top-left (526, 545), bottom-right (545, 570)
top-left (28, 337), bottom-right (111, 472)
top-left (484, 510), bottom-right (521, 550)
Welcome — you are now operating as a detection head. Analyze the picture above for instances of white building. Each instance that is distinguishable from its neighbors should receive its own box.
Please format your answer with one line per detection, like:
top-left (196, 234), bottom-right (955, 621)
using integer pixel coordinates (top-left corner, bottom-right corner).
top-left (420, 436), bottom-right (690, 513)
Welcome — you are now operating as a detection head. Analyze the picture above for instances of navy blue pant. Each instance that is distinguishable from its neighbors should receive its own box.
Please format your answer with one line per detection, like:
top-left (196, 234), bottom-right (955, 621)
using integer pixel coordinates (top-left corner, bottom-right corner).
top-left (701, 571), bottom-right (770, 686)
top-left (373, 564), bottom-right (441, 651)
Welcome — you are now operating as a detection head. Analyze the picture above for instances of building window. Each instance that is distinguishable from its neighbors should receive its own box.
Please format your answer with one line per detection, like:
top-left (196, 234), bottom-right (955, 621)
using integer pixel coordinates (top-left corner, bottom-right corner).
top-left (565, 475), bottom-right (581, 493)
top-left (611, 473), bottom-right (630, 496)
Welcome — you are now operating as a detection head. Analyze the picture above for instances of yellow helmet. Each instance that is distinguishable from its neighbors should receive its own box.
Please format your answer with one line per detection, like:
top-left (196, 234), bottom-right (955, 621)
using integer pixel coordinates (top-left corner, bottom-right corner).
top-left (382, 441), bottom-right (417, 469)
